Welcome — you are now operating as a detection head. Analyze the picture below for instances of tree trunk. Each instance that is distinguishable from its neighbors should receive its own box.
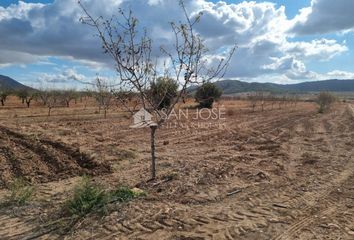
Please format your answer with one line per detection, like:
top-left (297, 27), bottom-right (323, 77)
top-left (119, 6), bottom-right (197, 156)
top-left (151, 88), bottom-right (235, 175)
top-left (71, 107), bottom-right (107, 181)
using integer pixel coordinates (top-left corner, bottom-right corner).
top-left (0, 100), bottom-right (4, 106)
top-left (48, 107), bottom-right (51, 116)
top-left (104, 109), bottom-right (107, 119)
top-left (26, 100), bottom-right (30, 108)
top-left (150, 125), bottom-right (157, 180)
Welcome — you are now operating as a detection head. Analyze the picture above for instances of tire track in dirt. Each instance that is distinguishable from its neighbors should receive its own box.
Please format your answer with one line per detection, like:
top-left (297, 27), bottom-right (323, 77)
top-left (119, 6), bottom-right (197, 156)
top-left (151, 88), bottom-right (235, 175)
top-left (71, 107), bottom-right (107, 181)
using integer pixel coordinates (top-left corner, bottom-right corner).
top-left (75, 105), bottom-right (350, 240)
top-left (62, 109), bottom-right (315, 239)
top-left (272, 106), bottom-right (354, 240)
top-left (2, 103), bottom-right (352, 240)
top-left (273, 163), bottom-right (354, 240)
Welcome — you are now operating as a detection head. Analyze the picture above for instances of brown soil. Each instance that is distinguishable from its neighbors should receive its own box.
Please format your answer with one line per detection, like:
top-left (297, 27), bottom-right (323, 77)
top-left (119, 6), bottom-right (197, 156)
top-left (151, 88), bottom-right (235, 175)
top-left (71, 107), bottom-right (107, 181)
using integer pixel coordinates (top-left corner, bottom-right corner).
top-left (0, 98), bottom-right (353, 240)
top-left (0, 125), bottom-right (111, 187)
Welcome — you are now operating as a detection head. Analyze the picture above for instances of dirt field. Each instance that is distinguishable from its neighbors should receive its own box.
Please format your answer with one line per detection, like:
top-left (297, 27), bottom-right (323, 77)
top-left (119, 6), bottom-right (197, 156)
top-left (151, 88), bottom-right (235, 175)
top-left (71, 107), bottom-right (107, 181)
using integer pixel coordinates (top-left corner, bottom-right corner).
top-left (0, 97), bottom-right (353, 240)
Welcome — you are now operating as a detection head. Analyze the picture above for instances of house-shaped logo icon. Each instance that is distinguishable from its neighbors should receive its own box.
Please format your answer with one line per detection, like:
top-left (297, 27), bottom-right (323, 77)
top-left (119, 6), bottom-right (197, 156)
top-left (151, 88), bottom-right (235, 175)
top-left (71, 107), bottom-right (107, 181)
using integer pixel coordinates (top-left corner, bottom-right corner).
top-left (130, 108), bottom-right (156, 128)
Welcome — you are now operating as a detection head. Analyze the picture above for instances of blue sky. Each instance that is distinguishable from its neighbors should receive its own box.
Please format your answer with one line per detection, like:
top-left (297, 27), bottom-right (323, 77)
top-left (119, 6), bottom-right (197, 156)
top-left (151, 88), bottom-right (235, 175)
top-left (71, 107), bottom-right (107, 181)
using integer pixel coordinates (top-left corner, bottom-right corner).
top-left (0, 0), bottom-right (354, 88)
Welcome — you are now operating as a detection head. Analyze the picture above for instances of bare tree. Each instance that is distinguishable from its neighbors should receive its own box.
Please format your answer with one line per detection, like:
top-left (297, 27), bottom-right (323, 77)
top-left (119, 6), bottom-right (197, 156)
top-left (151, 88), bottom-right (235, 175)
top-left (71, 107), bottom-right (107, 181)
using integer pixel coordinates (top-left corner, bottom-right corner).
top-left (278, 95), bottom-right (287, 110)
top-left (37, 90), bottom-right (50, 106)
top-left (37, 90), bottom-right (59, 116)
top-left (316, 92), bottom-right (336, 113)
top-left (79, 0), bottom-right (236, 179)
top-left (248, 93), bottom-right (258, 112)
top-left (61, 89), bottom-right (78, 108)
top-left (292, 94), bottom-right (300, 109)
top-left (47, 91), bottom-right (59, 116)
top-left (80, 90), bottom-right (93, 110)
top-left (268, 95), bottom-right (277, 110)
top-left (16, 90), bottom-right (36, 108)
top-left (93, 77), bottom-right (113, 119)
top-left (16, 89), bottom-right (27, 104)
top-left (259, 91), bottom-right (265, 112)
top-left (0, 91), bottom-right (10, 106)
top-left (114, 91), bottom-right (140, 113)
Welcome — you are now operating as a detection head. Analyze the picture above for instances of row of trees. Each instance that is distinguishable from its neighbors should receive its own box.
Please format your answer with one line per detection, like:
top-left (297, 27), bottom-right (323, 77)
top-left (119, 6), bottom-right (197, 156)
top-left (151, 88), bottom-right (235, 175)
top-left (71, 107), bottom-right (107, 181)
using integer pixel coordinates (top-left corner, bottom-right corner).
top-left (247, 92), bottom-right (300, 112)
top-left (246, 91), bottom-right (337, 113)
top-left (0, 78), bottom-right (222, 117)
top-left (1, 84), bottom-right (337, 116)
top-left (0, 89), bottom-right (81, 108)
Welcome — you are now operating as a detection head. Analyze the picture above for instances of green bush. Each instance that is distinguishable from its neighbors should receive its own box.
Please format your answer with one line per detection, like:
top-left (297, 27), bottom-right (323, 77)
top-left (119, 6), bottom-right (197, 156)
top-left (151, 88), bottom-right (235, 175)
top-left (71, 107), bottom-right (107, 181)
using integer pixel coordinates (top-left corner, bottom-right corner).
top-left (7, 178), bottom-right (34, 206)
top-left (110, 187), bottom-right (146, 203)
top-left (150, 77), bottom-right (178, 110)
top-left (64, 177), bottom-right (145, 218)
top-left (65, 177), bottom-right (108, 217)
top-left (195, 82), bottom-right (222, 108)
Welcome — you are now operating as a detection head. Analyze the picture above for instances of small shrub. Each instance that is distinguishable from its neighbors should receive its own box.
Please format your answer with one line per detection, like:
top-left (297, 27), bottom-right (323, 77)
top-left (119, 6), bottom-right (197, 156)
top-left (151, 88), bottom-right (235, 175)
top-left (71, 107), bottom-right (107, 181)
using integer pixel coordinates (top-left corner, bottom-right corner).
top-left (316, 92), bottom-right (336, 113)
top-left (195, 82), bottom-right (222, 109)
top-left (64, 177), bottom-right (145, 218)
top-left (7, 178), bottom-right (34, 206)
top-left (65, 177), bottom-right (108, 217)
top-left (116, 149), bottom-right (137, 161)
top-left (150, 77), bottom-right (178, 110)
top-left (110, 187), bottom-right (146, 203)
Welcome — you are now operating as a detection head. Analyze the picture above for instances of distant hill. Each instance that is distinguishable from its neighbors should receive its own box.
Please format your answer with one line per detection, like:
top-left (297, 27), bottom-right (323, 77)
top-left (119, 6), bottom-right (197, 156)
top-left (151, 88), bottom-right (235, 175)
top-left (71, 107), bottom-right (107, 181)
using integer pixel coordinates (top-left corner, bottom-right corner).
top-left (190, 79), bottom-right (354, 95)
top-left (277, 79), bottom-right (354, 92)
top-left (0, 75), bottom-right (33, 91)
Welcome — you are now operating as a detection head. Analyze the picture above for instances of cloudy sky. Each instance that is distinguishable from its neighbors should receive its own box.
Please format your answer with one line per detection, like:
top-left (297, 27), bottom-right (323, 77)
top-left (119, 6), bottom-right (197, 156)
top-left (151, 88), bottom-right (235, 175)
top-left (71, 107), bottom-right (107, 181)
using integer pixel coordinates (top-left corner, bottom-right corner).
top-left (0, 0), bottom-right (354, 88)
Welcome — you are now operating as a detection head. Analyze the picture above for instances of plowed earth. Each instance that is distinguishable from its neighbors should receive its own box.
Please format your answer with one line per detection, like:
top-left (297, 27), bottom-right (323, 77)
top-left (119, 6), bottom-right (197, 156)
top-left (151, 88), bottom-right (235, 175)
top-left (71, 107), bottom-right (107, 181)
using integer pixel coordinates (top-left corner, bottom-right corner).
top-left (0, 100), bottom-right (353, 240)
top-left (0, 125), bottom-right (111, 187)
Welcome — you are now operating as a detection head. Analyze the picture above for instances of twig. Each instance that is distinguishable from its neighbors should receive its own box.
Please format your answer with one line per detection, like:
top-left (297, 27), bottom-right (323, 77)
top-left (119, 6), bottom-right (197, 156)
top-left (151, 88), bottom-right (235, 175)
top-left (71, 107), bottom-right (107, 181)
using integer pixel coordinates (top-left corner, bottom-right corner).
top-left (152, 177), bottom-right (173, 187)
top-left (226, 189), bottom-right (242, 197)
top-left (273, 203), bottom-right (288, 209)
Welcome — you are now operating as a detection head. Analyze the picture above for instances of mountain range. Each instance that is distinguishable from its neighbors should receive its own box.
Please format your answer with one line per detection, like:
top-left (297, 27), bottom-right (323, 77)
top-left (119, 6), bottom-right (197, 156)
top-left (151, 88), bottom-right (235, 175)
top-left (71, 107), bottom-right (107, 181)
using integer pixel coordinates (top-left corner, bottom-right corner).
top-left (1, 74), bottom-right (354, 94)
top-left (0, 75), bottom-right (33, 91)
top-left (201, 79), bottom-right (354, 95)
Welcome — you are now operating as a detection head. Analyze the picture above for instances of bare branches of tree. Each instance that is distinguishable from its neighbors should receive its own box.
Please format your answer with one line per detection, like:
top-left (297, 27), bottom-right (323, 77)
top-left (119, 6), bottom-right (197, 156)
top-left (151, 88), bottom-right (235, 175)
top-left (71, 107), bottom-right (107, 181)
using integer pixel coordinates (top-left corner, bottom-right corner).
top-left (79, 0), bottom-right (236, 179)
top-left (0, 91), bottom-right (10, 106)
top-left (316, 92), bottom-right (336, 113)
top-left (60, 90), bottom-right (78, 108)
top-left (93, 77), bottom-right (113, 119)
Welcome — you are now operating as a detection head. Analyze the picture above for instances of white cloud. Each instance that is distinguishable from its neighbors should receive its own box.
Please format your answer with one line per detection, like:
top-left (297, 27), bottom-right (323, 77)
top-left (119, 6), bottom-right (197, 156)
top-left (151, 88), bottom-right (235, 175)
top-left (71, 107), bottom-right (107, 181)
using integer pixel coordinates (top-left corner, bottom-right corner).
top-left (291, 0), bottom-right (354, 35)
top-left (284, 39), bottom-right (348, 61)
top-left (32, 67), bottom-right (119, 90)
top-left (324, 70), bottom-right (354, 80)
top-left (0, 0), bottom-right (351, 84)
top-left (0, 1), bottom-right (44, 20)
